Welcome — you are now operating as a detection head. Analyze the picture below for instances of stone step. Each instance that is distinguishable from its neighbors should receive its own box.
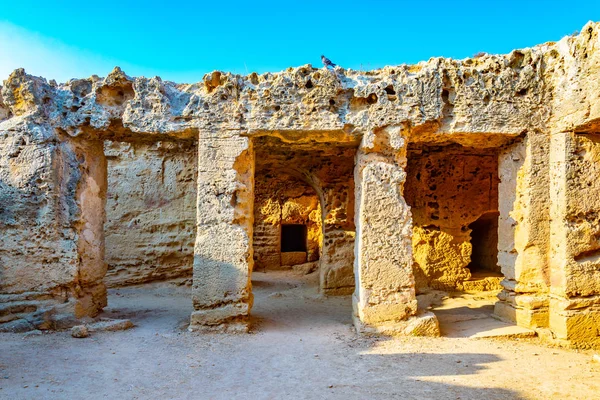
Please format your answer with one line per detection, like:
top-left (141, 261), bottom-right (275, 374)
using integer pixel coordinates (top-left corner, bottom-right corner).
top-left (0, 299), bottom-right (65, 327)
top-left (0, 301), bottom-right (40, 318)
top-left (440, 317), bottom-right (536, 339)
top-left (459, 275), bottom-right (503, 292)
top-left (436, 312), bottom-right (491, 324)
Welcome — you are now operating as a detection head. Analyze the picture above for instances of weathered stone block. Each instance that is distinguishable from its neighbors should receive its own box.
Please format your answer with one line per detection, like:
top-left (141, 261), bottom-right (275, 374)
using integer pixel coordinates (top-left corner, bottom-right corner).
top-left (494, 301), bottom-right (549, 329)
top-left (190, 135), bottom-right (254, 331)
top-left (354, 310), bottom-right (440, 337)
top-left (549, 304), bottom-right (600, 349)
top-left (2, 23), bottom-right (600, 348)
top-left (281, 252), bottom-right (307, 266)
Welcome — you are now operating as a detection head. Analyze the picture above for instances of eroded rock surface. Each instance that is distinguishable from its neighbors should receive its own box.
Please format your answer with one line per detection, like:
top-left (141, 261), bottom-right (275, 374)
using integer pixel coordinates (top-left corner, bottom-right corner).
top-left (2, 23), bottom-right (600, 347)
top-left (104, 140), bottom-right (197, 286)
top-left (253, 171), bottom-right (322, 271)
top-left (405, 144), bottom-right (501, 290)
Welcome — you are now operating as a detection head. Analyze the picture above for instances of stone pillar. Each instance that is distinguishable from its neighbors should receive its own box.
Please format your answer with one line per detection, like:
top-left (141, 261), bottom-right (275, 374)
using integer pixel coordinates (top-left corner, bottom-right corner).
top-left (320, 182), bottom-right (356, 295)
top-left (68, 139), bottom-right (108, 320)
top-left (494, 134), bottom-right (550, 329)
top-left (189, 133), bottom-right (254, 332)
top-left (352, 126), bottom-right (438, 336)
top-left (547, 131), bottom-right (600, 348)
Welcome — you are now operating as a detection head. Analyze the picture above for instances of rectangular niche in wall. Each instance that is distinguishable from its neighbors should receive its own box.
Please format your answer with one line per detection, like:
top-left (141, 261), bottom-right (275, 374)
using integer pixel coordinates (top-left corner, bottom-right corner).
top-left (281, 224), bottom-right (308, 266)
top-left (281, 224), bottom-right (308, 252)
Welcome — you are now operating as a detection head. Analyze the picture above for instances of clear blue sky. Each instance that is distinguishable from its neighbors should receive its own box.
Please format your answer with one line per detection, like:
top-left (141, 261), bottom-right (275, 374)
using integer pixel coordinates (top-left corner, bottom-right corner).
top-left (0, 1), bottom-right (598, 82)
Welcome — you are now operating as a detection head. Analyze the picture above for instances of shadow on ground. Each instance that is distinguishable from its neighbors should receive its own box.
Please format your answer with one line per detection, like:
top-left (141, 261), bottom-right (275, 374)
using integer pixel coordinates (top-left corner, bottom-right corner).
top-left (0, 271), bottom-right (596, 399)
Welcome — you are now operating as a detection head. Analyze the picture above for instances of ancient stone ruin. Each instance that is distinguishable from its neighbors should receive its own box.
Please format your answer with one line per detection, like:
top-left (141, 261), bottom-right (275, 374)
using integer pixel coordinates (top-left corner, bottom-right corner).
top-left (2, 22), bottom-right (600, 349)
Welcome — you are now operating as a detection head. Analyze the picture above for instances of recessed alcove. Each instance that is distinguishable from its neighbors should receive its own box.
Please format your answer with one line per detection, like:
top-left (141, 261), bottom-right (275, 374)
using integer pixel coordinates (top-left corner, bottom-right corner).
top-left (281, 224), bottom-right (308, 253)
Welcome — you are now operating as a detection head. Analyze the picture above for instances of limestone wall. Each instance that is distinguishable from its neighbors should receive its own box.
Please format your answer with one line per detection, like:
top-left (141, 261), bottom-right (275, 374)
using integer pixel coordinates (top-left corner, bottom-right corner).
top-left (254, 136), bottom-right (356, 295)
top-left (495, 135), bottom-right (551, 329)
top-left (0, 122), bottom-right (107, 331)
top-left (253, 172), bottom-right (321, 271)
top-left (103, 140), bottom-right (197, 286)
top-left (549, 132), bottom-right (600, 348)
top-left (2, 22), bottom-right (600, 346)
top-left (405, 144), bottom-right (500, 290)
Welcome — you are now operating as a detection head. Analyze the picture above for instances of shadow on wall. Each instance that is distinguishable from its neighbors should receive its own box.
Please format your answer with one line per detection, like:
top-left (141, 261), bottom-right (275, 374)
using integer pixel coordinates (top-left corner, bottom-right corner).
top-left (191, 255), bottom-right (253, 322)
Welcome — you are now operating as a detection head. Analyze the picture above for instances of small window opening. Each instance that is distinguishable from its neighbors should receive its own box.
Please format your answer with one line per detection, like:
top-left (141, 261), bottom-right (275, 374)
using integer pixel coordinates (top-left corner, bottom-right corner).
top-left (281, 224), bottom-right (307, 252)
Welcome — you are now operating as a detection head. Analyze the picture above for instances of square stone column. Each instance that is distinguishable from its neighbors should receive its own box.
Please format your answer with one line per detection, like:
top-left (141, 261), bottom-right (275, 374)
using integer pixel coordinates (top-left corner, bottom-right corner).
top-left (352, 126), bottom-right (438, 336)
top-left (189, 133), bottom-right (254, 332)
top-left (67, 139), bottom-right (108, 320)
top-left (494, 134), bottom-right (551, 329)
top-left (320, 182), bottom-right (356, 296)
top-left (547, 131), bottom-right (600, 348)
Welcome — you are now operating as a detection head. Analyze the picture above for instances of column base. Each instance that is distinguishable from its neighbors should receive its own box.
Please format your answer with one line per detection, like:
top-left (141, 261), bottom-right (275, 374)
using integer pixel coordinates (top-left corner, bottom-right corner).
top-left (353, 311), bottom-right (440, 337)
top-left (188, 302), bottom-right (250, 333)
top-left (549, 297), bottom-right (600, 349)
top-left (494, 300), bottom-right (549, 329)
top-left (188, 319), bottom-right (249, 333)
top-left (321, 286), bottom-right (354, 296)
top-left (74, 282), bottom-right (107, 319)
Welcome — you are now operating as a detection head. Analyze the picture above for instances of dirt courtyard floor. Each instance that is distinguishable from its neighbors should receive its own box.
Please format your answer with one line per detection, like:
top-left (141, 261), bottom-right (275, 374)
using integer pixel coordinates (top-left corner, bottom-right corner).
top-left (1, 271), bottom-right (599, 400)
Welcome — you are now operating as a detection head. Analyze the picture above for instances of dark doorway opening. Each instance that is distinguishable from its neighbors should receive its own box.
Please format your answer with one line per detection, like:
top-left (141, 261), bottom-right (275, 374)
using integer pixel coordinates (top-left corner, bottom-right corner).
top-left (281, 224), bottom-right (307, 252)
top-left (468, 211), bottom-right (500, 274)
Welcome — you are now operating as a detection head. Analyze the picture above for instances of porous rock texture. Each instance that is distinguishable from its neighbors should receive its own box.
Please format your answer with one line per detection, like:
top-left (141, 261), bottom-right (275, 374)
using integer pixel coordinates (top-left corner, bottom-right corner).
top-left (253, 171), bottom-right (322, 271)
top-left (254, 136), bottom-right (356, 295)
top-left (2, 22), bottom-right (600, 347)
top-left (405, 144), bottom-right (501, 291)
top-left (104, 140), bottom-right (197, 287)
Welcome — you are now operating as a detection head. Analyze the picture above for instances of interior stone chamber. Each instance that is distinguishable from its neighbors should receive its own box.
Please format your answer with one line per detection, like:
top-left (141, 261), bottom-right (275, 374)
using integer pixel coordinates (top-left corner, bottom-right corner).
top-left (2, 22), bottom-right (600, 348)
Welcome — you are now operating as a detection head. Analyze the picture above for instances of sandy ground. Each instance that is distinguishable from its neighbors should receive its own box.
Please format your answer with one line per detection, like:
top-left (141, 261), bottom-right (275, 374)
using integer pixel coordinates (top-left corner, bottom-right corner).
top-left (1, 271), bottom-right (599, 400)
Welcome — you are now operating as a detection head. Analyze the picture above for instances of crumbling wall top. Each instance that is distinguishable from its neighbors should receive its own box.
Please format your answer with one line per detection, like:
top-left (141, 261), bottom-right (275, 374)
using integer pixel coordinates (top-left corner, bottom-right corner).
top-left (1, 22), bottom-right (600, 144)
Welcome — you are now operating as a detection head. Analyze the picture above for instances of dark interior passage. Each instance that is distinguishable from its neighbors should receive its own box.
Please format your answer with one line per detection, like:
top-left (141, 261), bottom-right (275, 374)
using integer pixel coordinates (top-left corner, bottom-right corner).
top-left (281, 224), bottom-right (308, 252)
top-left (468, 212), bottom-right (500, 274)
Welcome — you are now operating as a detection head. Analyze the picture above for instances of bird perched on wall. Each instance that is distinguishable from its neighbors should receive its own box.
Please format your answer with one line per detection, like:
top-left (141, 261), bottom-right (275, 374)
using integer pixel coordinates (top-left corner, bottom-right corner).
top-left (321, 55), bottom-right (336, 69)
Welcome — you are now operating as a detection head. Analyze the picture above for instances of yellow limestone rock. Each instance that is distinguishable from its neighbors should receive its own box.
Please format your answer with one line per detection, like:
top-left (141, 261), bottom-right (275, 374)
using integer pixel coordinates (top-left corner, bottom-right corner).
top-left (2, 24), bottom-right (600, 348)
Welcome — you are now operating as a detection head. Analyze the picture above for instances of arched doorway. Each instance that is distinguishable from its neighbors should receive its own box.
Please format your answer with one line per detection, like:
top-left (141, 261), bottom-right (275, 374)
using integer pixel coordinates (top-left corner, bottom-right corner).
top-left (253, 169), bottom-right (323, 274)
top-left (248, 135), bottom-right (357, 329)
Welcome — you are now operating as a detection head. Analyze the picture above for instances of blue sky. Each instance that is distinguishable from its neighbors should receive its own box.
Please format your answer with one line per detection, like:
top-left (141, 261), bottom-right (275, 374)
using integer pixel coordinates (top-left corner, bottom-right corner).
top-left (0, 1), bottom-right (598, 83)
